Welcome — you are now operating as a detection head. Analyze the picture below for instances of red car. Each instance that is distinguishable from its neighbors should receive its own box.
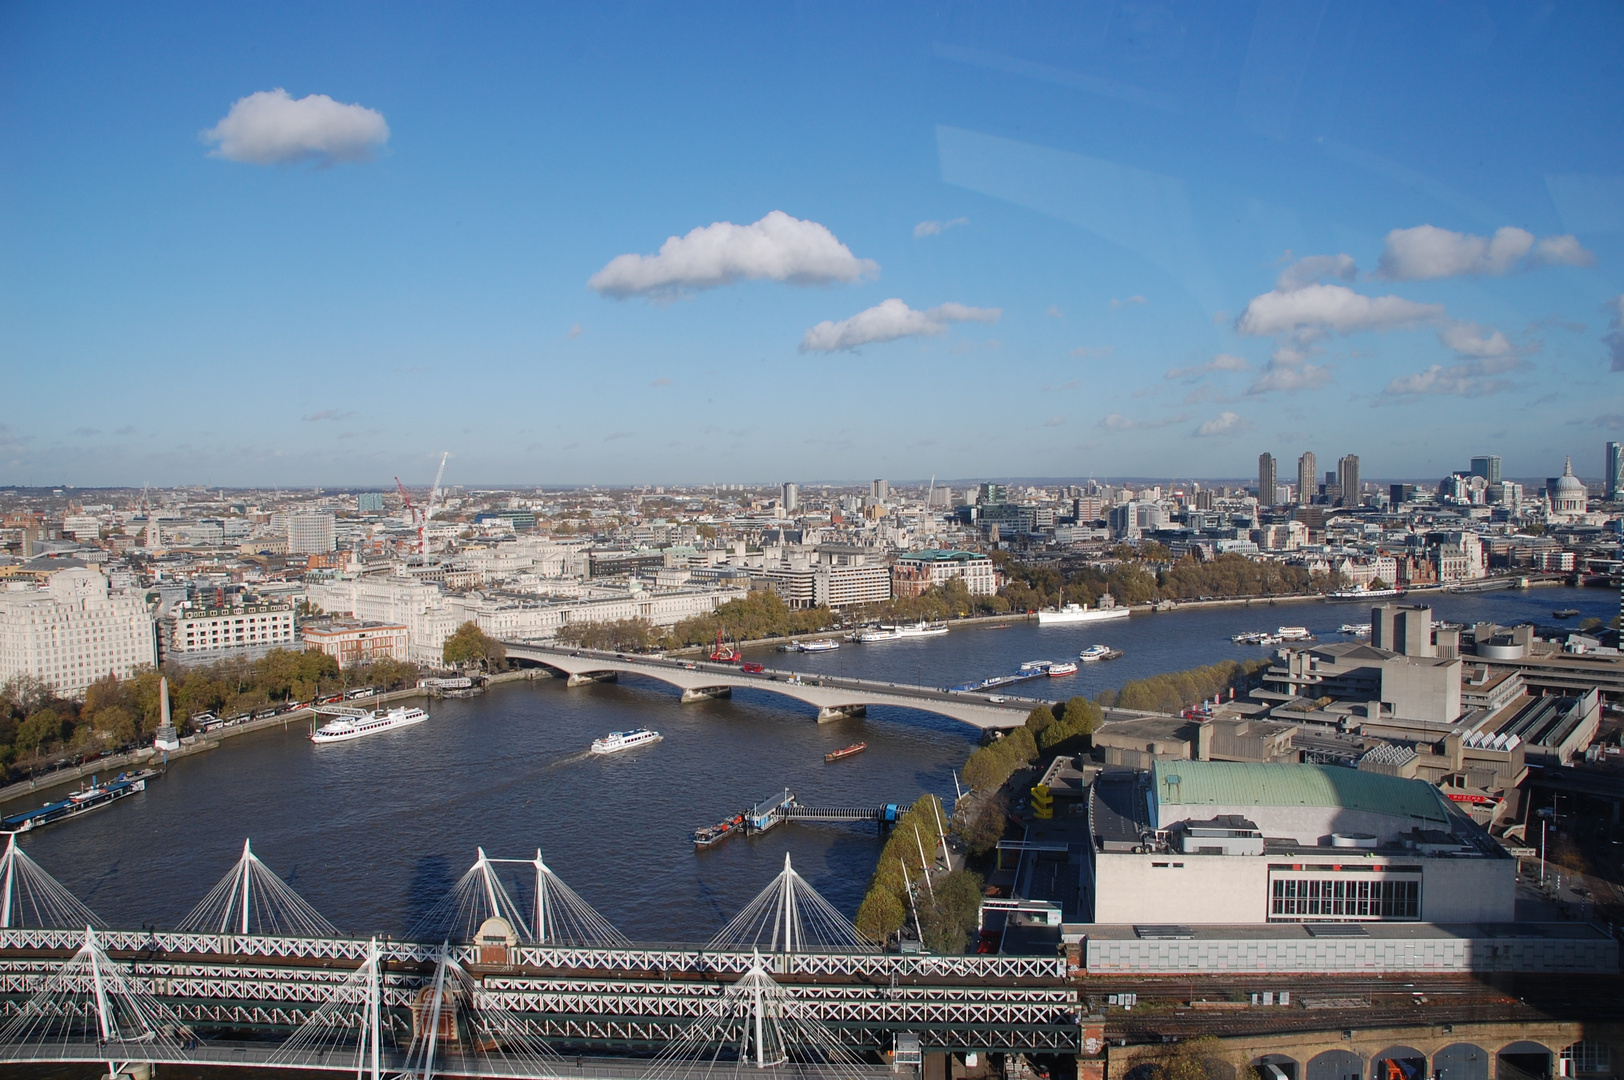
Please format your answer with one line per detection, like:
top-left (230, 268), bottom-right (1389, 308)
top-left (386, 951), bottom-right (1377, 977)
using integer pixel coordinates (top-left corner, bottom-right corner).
top-left (741, 662), bottom-right (764, 674)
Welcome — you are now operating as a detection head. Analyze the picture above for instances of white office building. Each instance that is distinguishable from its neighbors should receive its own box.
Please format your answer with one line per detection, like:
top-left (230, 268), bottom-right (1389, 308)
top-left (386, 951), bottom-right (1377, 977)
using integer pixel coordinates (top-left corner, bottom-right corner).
top-left (0, 569), bottom-right (157, 697)
top-left (287, 512), bottom-right (337, 554)
top-left (167, 602), bottom-right (296, 662)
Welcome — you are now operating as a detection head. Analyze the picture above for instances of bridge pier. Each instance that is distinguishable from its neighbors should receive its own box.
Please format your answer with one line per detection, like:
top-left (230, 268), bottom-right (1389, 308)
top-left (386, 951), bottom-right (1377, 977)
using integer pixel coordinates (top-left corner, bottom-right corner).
top-left (680, 686), bottom-right (733, 703)
top-left (566, 671), bottom-right (619, 687)
top-left (817, 704), bottom-right (867, 723)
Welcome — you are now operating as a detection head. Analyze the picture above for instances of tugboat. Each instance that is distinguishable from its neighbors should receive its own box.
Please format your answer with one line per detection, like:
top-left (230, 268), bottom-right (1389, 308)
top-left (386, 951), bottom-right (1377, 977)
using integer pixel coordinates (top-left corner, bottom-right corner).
top-left (825, 741), bottom-right (868, 762)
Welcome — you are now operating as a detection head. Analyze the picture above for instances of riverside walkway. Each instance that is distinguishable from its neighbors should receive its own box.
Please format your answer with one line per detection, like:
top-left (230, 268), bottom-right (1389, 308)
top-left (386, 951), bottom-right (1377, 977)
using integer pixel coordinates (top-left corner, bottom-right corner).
top-left (502, 644), bottom-right (1046, 729)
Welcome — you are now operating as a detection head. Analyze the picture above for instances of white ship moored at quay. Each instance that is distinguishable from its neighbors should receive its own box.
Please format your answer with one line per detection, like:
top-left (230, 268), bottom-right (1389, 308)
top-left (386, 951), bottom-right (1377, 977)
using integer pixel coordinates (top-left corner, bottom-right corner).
top-left (1036, 595), bottom-right (1130, 625)
top-left (310, 705), bottom-right (429, 744)
top-left (853, 621), bottom-right (950, 642)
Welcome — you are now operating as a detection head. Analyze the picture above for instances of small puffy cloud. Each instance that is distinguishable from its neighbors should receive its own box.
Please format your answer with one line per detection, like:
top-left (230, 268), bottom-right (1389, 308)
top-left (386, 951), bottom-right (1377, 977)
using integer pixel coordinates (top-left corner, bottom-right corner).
top-left (799, 298), bottom-right (1000, 352)
top-left (650, 377), bottom-right (672, 387)
top-left (1237, 283), bottom-right (1444, 340)
top-left (1195, 411), bottom-right (1251, 437)
top-left (1246, 346), bottom-right (1332, 395)
top-left (1606, 295), bottom-right (1624, 372)
top-left (603, 430), bottom-right (633, 442)
top-left (1043, 416), bottom-right (1066, 427)
top-left (1276, 253), bottom-right (1357, 292)
top-left (1438, 321), bottom-right (1516, 360)
top-left (1111, 295), bottom-right (1147, 310)
top-left (589, 211), bottom-right (877, 299)
top-left (1046, 305), bottom-right (1064, 318)
top-left (203, 89), bottom-right (389, 166)
top-left (302, 409), bottom-right (355, 422)
top-left (1099, 412), bottom-right (1186, 432)
top-left (567, 324), bottom-right (584, 339)
top-left (1070, 345), bottom-right (1114, 359)
top-left (1376, 224), bottom-right (1594, 280)
top-left (1167, 353), bottom-right (1250, 382)
top-left (1589, 413), bottom-right (1624, 429)
top-left (914, 217), bottom-right (968, 238)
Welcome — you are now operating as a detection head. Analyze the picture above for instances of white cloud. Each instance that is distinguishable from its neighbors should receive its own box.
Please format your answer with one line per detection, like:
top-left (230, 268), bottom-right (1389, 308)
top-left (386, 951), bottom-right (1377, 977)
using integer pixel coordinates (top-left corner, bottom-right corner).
top-left (1043, 416), bottom-right (1066, 427)
top-left (1275, 253), bottom-right (1357, 292)
top-left (1437, 321), bottom-right (1516, 360)
top-left (1046, 305), bottom-right (1064, 318)
top-left (1606, 295), bottom-right (1624, 372)
top-left (589, 211), bottom-right (878, 299)
top-left (1195, 411), bottom-right (1251, 437)
top-left (1246, 345), bottom-right (1332, 395)
top-left (1376, 224), bottom-right (1594, 280)
top-left (799, 299), bottom-right (999, 352)
top-left (1167, 353), bottom-right (1250, 382)
top-left (650, 377), bottom-right (672, 387)
top-left (1237, 283), bottom-right (1445, 340)
top-left (1110, 295), bottom-right (1147, 310)
top-left (914, 217), bottom-right (969, 238)
top-left (567, 324), bottom-right (584, 339)
top-left (302, 409), bottom-right (356, 422)
top-left (1099, 412), bottom-right (1186, 432)
top-left (1070, 345), bottom-right (1114, 359)
top-left (203, 88), bottom-right (389, 165)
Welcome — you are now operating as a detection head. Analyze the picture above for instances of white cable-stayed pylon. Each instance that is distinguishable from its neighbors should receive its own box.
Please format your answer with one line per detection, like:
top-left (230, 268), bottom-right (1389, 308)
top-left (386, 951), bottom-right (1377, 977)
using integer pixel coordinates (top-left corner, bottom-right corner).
top-left (708, 853), bottom-right (874, 954)
top-left (0, 834), bottom-right (105, 930)
top-left (402, 944), bottom-right (566, 1080)
top-left (0, 926), bottom-right (192, 1070)
top-left (406, 848), bottom-right (628, 946)
top-left (267, 937), bottom-right (386, 1080)
top-left (175, 839), bottom-right (338, 938)
top-left (642, 949), bottom-right (875, 1080)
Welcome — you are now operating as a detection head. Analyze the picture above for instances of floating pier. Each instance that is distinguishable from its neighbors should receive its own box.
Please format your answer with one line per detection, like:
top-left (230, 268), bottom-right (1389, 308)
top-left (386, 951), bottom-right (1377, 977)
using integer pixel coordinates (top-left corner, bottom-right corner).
top-left (694, 789), bottom-right (902, 849)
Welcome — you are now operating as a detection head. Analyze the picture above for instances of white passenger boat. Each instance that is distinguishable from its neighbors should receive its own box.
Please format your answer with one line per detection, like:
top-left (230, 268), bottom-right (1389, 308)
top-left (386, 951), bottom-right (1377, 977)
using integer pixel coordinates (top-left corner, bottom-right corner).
top-left (796, 639), bottom-right (841, 652)
top-left (310, 706), bottom-right (428, 744)
top-left (1276, 626), bottom-right (1314, 641)
top-left (856, 621), bottom-right (948, 642)
top-left (1046, 661), bottom-right (1079, 676)
top-left (1078, 644), bottom-right (1120, 662)
top-left (1036, 596), bottom-right (1130, 625)
top-left (591, 728), bottom-right (663, 755)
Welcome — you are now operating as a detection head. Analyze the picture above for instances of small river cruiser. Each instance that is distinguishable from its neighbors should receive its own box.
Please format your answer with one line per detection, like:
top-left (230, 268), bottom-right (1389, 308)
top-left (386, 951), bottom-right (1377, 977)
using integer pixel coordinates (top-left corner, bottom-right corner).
top-left (1, 770), bottom-right (158, 833)
top-left (825, 742), bottom-right (867, 762)
top-left (591, 728), bottom-right (663, 755)
top-left (1078, 644), bottom-right (1122, 662)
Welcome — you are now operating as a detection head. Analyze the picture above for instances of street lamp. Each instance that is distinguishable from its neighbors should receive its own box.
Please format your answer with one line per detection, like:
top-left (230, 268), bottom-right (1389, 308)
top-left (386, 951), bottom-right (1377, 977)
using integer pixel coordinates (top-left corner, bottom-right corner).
top-left (1537, 807), bottom-right (1555, 883)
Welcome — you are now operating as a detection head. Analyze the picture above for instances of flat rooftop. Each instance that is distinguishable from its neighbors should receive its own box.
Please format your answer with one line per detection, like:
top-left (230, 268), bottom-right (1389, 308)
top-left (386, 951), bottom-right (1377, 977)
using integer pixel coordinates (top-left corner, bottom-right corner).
top-left (1084, 921), bottom-right (1614, 943)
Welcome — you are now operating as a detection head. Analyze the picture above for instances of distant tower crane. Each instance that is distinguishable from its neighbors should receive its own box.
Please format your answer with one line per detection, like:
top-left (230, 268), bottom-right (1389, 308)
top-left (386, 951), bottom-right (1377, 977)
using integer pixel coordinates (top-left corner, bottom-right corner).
top-left (394, 452), bottom-right (450, 559)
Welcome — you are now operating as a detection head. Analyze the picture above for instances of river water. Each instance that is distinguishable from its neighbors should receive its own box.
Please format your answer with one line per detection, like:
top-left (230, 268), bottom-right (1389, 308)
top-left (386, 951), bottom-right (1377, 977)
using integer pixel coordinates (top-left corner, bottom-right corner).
top-left (17, 586), bottom-right (1615, 943)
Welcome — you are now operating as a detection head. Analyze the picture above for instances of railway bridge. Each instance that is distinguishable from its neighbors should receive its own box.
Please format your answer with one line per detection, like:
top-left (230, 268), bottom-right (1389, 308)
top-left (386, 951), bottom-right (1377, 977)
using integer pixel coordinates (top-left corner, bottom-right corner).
top-left (0, 837), bottom-right (1080, 1080)
top-left (503, 644), bottom-right (1044, 729)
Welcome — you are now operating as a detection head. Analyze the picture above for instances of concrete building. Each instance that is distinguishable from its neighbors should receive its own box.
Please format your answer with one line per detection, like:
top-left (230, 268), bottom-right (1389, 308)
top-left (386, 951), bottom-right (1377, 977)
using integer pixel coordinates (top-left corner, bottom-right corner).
top-left (167, 602), bottom-right (295, 662)
top-left (1338, 454), bottom-right (1361, 506)
top-left (1608, 441), bottom-right (1624, 501)
top-left (1296, 452), bottom-right (1316, 506)
top-left (1089, 761), bottom-right (1515, 925)
top-left (1258, 453), bottom-right (1277, 507)
top-left (1470, 455), bottom-right (1501, 486)
top-left (891, 549), bottom-right (997, 597)
top-left (302, 621), bottom-right (410, 666)
top-left (780, 482), bottom-right (797, 513)
top-left (0, 568), bottom-right (157, 698)
top-left (287, 512), bottom-right (337, 554)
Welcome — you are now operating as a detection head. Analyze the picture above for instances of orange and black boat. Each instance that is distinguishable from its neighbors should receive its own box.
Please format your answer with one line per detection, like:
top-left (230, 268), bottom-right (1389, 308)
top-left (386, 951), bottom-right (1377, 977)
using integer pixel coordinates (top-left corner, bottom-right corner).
top-left (824, 741), bottom-right (867, 763)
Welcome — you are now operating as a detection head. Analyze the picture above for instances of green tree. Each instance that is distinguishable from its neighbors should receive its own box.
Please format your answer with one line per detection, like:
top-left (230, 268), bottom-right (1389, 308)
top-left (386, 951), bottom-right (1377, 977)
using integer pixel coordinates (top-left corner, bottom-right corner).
top-left (443, 622), bottom-right (507, 669)
top-left (855, 890), bottom-right (905, 943)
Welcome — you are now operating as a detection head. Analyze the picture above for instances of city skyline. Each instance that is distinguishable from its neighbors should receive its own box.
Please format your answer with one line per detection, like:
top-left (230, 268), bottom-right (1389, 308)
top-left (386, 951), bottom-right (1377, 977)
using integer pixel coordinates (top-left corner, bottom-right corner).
top-left (3, 3), bottom-right (1622, 486)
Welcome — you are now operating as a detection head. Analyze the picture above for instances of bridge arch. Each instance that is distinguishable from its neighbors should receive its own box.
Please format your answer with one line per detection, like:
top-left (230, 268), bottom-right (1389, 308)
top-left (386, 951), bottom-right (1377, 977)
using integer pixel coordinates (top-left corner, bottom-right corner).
top-left (503, 643), bottom-right (1042, 730)
top-left (1370, 1046), bottom-right (1427, 1080)
top-left (1434, 1043), bottom-right (1490, 1080)
top-left (1496, 1041), bottom-right (1553, 1080)
top-left (1252, 1053), bottom-right (1299, 1080)
top-left (1308, 1050), bottom-right (1364, 1080)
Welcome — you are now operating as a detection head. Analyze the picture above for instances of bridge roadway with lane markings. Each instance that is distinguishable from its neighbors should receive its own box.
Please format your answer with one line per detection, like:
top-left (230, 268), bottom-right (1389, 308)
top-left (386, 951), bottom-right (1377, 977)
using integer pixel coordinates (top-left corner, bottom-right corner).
top-left (0, 928), bottom-right (1081, 1074)
top-left (502, 644), bottom-right (1048, 729)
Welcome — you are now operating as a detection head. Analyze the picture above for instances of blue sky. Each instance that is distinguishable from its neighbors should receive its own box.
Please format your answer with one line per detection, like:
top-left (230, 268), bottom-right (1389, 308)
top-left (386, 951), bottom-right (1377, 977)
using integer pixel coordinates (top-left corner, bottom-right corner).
top-left (3, 1), bottom-right (1621, 489)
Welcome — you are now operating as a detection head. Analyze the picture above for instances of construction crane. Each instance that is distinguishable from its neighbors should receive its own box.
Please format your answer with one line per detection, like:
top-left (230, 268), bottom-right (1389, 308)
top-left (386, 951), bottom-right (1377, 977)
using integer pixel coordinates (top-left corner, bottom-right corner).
top-left (394, 452), bottom-right (449, 559)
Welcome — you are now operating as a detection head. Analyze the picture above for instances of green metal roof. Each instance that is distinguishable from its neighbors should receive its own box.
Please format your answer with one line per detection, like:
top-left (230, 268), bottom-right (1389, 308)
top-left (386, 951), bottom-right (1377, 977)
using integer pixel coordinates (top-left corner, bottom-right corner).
top-left (1151, 760), bottom-right (1451, 825)
top-left (895, 549), bottom-right (985, 562)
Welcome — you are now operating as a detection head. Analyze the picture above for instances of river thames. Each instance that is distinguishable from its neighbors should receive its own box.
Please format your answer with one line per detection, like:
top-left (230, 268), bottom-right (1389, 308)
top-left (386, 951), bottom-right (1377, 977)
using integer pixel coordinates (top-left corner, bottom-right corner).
top-left (17, 586), bottom-right (1617, 942)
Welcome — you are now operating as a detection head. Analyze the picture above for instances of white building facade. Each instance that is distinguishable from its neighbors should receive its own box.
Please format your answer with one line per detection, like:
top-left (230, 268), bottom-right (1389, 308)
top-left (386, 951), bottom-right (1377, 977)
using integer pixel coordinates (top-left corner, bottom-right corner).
top-left (0, 569), bottom-right (157, 697)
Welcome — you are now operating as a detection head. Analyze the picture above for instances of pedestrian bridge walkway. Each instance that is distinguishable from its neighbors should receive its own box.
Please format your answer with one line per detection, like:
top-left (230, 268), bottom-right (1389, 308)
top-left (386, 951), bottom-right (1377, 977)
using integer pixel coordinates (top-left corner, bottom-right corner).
top-left (502, 644), bottom-right (1043, 729)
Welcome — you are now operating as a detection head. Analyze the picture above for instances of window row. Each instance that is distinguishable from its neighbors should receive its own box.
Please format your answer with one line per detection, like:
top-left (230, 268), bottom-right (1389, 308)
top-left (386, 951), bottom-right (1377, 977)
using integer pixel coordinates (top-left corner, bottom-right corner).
top-left (1270, 877), bottom-right (1420, 919)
